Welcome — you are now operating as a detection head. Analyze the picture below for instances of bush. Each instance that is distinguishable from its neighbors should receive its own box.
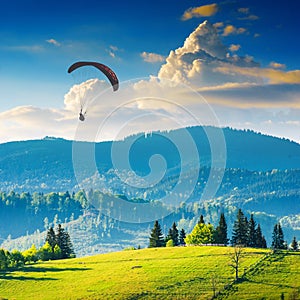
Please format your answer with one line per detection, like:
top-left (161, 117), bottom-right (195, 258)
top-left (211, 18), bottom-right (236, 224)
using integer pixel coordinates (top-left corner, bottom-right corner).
top-left (166, 239), bottom-right (174, 247)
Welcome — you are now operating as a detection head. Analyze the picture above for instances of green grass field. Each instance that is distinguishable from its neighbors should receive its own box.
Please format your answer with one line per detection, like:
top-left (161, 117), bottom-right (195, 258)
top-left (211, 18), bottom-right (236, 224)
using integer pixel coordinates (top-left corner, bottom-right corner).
top-left (0, 246), bottom-right (299, 300)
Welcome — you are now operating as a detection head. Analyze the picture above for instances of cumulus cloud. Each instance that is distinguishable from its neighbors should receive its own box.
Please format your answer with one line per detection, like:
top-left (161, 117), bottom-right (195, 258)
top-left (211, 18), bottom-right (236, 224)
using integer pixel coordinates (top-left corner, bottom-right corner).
top-left (1, 20), bottom-right (300, 144)
top-left (269, 61), bottom-right (286, 69)
top-left (158, 21), bottom-right (258, 88)
top-left (46, 39), bottom-right (61, 46)
top-left (223, 25), bottom-right (247, 36)
top-left (141, 52), bottom-right (165, 63)
top-left (229, 44), bottom-right (241, 52)
top-left (182, 3), bottom-right (218, 20)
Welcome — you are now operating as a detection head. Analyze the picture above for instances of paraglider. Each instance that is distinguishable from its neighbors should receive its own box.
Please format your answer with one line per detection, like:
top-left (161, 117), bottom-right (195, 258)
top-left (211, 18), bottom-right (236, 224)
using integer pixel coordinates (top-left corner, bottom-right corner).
top-left (67, 61), bottom-right (119, 121)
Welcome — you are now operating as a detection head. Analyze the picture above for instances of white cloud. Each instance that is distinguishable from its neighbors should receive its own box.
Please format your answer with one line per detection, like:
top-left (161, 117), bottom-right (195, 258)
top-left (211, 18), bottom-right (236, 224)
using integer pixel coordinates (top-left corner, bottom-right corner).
top-left (229, 44), bottom-right (241, 52)
top-left (141, 52), bottom-right (165, 63)
top-left (269, 61), bottom-right (286, 69)
top-left (182, 4), bottom-right (218, 20)
top-left (1, 20), bottom-right (300, 144)
top-left (46, 39), bottom-right (61, 47)
top-left (223, 25), bottom-right (247, 36)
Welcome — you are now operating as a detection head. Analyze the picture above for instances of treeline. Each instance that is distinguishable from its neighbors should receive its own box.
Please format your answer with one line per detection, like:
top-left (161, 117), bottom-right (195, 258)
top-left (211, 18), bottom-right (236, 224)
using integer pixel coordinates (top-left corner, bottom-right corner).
top-left (149, 209), bottom-right (299, 250)
top-left (0, 224), bottom-right (75, 271)
top-left (0, 190), bottom-right (87, 238)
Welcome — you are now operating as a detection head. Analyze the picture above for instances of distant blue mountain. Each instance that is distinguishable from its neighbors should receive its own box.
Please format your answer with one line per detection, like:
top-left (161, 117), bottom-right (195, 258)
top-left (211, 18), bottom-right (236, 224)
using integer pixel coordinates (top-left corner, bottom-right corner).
top-left (0, 126), bottom-right (299, 192)
top-left (1, 126), bottom-right (300, 255)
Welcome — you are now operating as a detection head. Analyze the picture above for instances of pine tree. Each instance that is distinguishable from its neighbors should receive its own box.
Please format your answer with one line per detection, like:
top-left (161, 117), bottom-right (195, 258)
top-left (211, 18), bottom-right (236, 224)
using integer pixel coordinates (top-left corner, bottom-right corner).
top-left (247, 214), bottom-right (256, 247)
top-left (261, 236), bottom-right (267, 249)
top-left (170, 222), bottom-right (179, 246)
top-left (149, 220), bottom-right (165, 248)
top-left (291, 237), bottom-right (298, 251)
top-left (271, 223), bottom-right (278, 249)
top-left (277, 223), bottom-right (285, 249)
top-left (272, 223), bottom-right (285, 250)
top-left (179, 229), bottom-right (186, 246)
top-left (255, 224), bottom-right (266, 248)
top-left (231, 209), bottom-right (248, 246)
top-left (214, 213), bottom-right (228, 245)
top-left (55, 224), bottom-right (75, 258)
top-left (198, 215), bottom-right (205, 225)
top-left (46, 227), bottom-right (56, 251)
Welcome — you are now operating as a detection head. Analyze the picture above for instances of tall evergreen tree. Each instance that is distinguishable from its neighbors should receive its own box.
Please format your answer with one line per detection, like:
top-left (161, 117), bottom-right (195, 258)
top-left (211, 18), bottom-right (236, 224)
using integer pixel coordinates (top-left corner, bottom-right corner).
top-left (179, 229), bottom-right (186, 246)
top-left (261, 235), bottom-right (267, 249)
top-left (291, 237), bottom-right (298, 251)
top-left (277, 223), bottom-right (285, 249)
top-left (149, 220), bottom-right (165, 248)
top-left (255, 224), bottom-right (267, 248)
top-left (271, 223), bottom-right (285, 250)
top-left (45, 227), bottom-right (56, 250)
top-left (198, 214), bottom-right (205, 225)
top-left (271, 223), bottom-right (279, 249)
top-left (247, 214), bottom-right (256, 247)
top-left (231, 209), bottom-right (248, 246)
top-left (55, 224), bottom-right (75, 258)
top-left (170, 222), bottom-right (179, 246)
top-left (214, 213), bottom-right (228, 245)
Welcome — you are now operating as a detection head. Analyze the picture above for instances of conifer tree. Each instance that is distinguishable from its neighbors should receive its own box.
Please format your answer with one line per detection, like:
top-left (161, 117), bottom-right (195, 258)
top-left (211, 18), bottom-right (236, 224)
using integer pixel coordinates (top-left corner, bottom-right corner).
top-left (261, 235), bottom-right (267, 249)
top-left (291, 237), bottom-right (298, 251)
top-left (277, 223), bottom-right (285, 249)
top-left (149, 220), bottom-right (165, 248)
top-left (55, 224), bottom-right (75, 258)
top-left (179, 229), bottom-right (186, 246)
top-left (255, 224), bottom-right (267, 248)
top-left (272, 223), bottom-right (285, 250)
top-left (247, 214), bottom-right (256, 247)
top-left (198, 214), bottom-right (205, 225)
top-left (46, 227), bottom-right (56, 251)
top-left (214, 213), bottom-right (228, 245)
top-left (231, 209), bottom-right (248, 246)
top-left (170, 222), bottom-right (179, 246)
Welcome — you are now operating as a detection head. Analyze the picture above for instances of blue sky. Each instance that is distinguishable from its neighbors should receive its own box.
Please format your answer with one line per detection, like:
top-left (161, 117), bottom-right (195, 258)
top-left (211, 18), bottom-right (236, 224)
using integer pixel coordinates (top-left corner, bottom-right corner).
top-left (0, 0), bottom-right (300, 142)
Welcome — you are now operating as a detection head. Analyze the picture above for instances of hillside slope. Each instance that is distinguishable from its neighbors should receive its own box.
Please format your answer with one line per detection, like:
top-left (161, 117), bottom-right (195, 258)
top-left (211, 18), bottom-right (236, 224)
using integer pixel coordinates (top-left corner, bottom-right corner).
top-left (0, 247), bottom-right (299, 300)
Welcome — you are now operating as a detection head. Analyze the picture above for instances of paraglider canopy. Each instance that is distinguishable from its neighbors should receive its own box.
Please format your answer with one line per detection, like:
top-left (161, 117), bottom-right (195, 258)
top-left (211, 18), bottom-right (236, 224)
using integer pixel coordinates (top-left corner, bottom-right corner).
top-left (67, 61), bottom-right (119, 91)
top-left (68, 61), bottom-right (119, 121)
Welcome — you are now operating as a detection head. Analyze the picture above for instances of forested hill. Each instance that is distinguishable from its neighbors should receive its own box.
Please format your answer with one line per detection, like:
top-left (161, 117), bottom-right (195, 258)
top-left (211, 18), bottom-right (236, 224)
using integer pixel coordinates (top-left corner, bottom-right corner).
top-left (0, 126), bottom-right (300, 192)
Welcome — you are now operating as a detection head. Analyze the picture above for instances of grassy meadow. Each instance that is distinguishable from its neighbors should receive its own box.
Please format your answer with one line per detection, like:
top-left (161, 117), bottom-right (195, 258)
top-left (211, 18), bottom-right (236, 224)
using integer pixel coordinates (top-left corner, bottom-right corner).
top-left (0, 246), bottom-right (299, 299)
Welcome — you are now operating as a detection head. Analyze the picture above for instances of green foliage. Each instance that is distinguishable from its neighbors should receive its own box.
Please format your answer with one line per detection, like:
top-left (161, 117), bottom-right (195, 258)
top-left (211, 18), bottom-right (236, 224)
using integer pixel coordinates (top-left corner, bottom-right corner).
top-left (123, 246), bottom-right (136, 251)
top-left (10, 249), bottom-right (25, 267)
top-left (46, 227), bottom-right (56, 250)
top-left (53, 244), bottom-right (62, 259)
top-left (22, 244), bottom-right (38, 263)
top-left (291, 236), bottom-right (298, 251)
top-left (0, 248), bottom-right (10, 270)
top-left (55, 224), bottom-right (75, 259)
top-left (179, 228), bottom-right (186, 245)
top-left (272, 223), bottom-right (286, 250)
top-left (247, 214), bottom-right (257, 247)
top-left (231, 209), bottom-right (248, 246)
top-left (185, 222), bottom-right (214, 245)
top-left (165, 222), bottom-right (179, 246)
top-left (38, 242), bottom-right (54, 261)
top-left (149, 220), bottom-right (165, 248)
top-left (166, 239), bottom-right (174, 247)
top-left (214, 212), bottom-right (228, 245)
